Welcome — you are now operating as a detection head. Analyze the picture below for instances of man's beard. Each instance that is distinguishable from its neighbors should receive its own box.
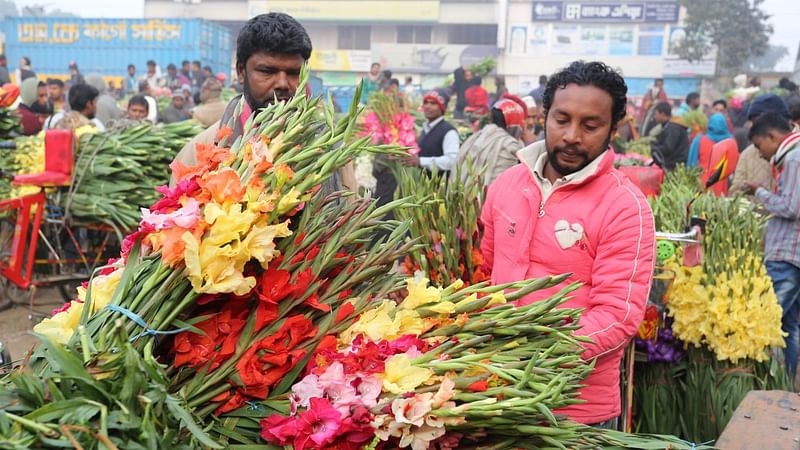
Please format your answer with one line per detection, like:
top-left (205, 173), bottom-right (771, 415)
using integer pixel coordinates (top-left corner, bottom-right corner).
top-left (242, 72), bottom-right (292, 112)
top-left (544, 130), bottom-right (611, 177)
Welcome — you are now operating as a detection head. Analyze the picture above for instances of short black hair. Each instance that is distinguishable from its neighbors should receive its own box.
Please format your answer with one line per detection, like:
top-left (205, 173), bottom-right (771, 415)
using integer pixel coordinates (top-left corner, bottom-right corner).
top-left (146, 60), bottom-right (156, 66)
top-left (712, 99), bottom-right (727, 109)
top-left (128, 95), bottom-right (149, 113)
top-left (127, 63), bottom-right (135, 71)
top-left (192, 60), bottom-right (201, 67)
top-left (22, 56), bottom-right (31, 65)
top-left (181, 60), bottom-right (190, 66)
top-left (167, 63), bottom-right (176, 70)
top-left (389, 78), bottom-right (400, 87)
top-left (779, 77), bottom-right (798, 93)
top-left (542, 60), bottom-right (627, 126)
top-left (788, 98), bottom-right (800, 122)
top-left (405, 76), bottom-right (413, 83)
top-left (655, 78), bottom-right (664, 83)
top-left (236, 13), bottom-right (312, 68)
top-left (654, 101), bottom-right (672, 116)
top-left (686, 92), bottom-right (700, 104)
top-left (490, 107), bottom-right (507, 129)
top-left (203, 65), bottom-right (213, 73)
top-left (68, 83), bottom-right (99, 112)
top-left (539, 75), bottom-right (547, 84)
top-left (749, 112), bottom-right (792, 140)
top-left (47, 78), bottom-right (65, 88)
top-left (371, 62), bottom-right (380, 68)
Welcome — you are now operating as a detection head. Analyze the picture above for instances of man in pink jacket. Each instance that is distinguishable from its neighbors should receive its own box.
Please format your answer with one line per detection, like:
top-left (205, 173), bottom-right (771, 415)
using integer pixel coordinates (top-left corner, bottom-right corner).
top-left (480, 61), bottom-right (656, 426)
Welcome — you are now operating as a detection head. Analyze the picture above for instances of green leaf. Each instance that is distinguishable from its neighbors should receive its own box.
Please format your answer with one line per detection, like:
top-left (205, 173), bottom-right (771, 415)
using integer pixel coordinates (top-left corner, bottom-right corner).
top-left (165, 395), bottom-right (223, 449)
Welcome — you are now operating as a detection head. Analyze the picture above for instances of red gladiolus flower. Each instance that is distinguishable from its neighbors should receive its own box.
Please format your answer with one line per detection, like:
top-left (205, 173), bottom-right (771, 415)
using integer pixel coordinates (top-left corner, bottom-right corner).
top-left (236, 315), bottom-right (316, 399)
top-left (214, 390), bottom-right (247, 415)
top-left (467, 380), bottom-right (489, 392)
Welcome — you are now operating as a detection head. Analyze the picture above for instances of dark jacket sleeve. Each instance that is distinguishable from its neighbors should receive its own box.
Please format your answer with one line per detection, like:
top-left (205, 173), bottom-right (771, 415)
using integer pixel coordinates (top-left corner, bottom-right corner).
top-left (651, 123), bottom-right (689, 170)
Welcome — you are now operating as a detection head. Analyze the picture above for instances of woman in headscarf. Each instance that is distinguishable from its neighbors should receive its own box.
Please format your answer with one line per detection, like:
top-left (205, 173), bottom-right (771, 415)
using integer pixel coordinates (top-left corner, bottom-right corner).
top-left (17, 77), bottom-right (52, 135)
top-left (687, 112), bottom-right (739, 195)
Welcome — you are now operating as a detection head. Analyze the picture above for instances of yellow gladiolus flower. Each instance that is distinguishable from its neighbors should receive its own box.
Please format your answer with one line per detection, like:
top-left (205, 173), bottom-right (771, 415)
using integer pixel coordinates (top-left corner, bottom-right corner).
top-left (382, 354), bottom-right (433, 394)
top-left (241, 219), bottom-right (292, 268)
top-left (486, 292), bottom-right (507, 307)
top-left (277, 188), bottom-right (302, 215)
top-left (393, 309), bottom-right (424, 337)
top-left (33, 301), bottom-right (84, 344)
top-left (339, 300), bottom-right (398, 345)
top-left (77, 267), bottom-right (124, 313)
top-left (402, 276), bottom-right (442, 310)
top-left (427, 301), bottom-right (456, 315)
top-left (183, 231), bottom-right (256, 296)
top-left (183, 201), bottom-right (291, 296)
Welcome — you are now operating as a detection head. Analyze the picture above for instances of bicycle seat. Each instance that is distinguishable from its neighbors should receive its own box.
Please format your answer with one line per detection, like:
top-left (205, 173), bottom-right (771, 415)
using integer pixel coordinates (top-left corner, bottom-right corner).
top-left (13, 129), bottom-right (73, 187)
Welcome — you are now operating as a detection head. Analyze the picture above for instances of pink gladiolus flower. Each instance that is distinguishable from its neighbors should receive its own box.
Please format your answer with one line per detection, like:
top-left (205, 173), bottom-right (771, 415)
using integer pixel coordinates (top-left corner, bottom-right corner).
top-left (319, 362), bottom-right (359, 414)
top-left (391, 393), bottom-right (434, 427)
top-left (298, 397), bottom-right (343, 449)
top-left (432, 377), bottom-right (456, 408)
top-left (291, 374), bottom-right (324, 410)
top-left (141, 198), bottom-right (201, 231)
top-left (355, 375), bottom-right (382, 407)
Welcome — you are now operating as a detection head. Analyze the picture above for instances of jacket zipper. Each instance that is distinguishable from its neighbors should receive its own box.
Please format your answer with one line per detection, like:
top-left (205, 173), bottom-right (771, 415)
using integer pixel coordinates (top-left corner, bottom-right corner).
top-left (539, 184), bottom-right (568, 218)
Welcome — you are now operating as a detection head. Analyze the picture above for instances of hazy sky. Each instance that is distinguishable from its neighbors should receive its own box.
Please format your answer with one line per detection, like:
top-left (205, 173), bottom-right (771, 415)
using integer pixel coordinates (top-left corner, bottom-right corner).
top-left (13, 0), bottom-right (800, 70)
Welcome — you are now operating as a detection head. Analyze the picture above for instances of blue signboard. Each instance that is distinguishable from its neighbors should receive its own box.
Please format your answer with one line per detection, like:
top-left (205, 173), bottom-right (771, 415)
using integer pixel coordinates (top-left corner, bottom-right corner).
top-left (532, 1), bottom-right (678, 22)
top-left (532, 1), bottom-right (564, 20)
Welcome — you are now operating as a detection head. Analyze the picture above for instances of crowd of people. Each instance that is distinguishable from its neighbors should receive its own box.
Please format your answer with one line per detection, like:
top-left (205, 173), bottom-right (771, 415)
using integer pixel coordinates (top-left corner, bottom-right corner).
top-left (0, 53), bottom-right (233, 135)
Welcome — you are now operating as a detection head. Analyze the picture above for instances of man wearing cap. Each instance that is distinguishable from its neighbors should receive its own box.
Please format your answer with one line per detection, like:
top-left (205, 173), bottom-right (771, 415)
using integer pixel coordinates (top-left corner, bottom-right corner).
top-left (192, 79), bottom-right (226, 127)
top-left (732, 94), bottom-right (794, 193)
top-left (403, 89), bottom-right (459, 174)
top-left (161, 90), bottom-right (192, 123)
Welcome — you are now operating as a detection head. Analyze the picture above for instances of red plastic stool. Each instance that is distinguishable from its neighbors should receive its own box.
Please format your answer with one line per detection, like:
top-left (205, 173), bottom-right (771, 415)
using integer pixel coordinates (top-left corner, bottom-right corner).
top-left (12, 129), bottom-right (74, 187)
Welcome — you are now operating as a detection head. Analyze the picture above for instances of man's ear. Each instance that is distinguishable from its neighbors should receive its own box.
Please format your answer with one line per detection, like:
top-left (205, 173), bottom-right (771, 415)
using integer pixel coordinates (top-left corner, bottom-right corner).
top-left (236, 63), bottom-right (245, 83)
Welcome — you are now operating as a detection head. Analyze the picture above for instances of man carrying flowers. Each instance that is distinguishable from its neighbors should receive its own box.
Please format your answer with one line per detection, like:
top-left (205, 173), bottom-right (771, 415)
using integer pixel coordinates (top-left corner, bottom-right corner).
top-left (170, 13), bottom-right (355, 194)
top-left (479, 61), bottom-right (656, 426)
top-left (743, 112), bottom-right (800, 385)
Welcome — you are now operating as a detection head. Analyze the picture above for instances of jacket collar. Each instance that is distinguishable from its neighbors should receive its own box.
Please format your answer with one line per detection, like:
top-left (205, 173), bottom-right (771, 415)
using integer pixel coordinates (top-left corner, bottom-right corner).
top-left (517, 140), bottom-right (614, 191)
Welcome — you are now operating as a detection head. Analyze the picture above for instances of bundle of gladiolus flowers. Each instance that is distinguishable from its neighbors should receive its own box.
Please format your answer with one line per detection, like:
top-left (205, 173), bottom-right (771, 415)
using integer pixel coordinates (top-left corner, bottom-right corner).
top-left (1, 69), bottom-right (709, 450)
top-left (397, 164), bottom-right (488, 287)
top-left (355, 92), bottom-right (418, 192)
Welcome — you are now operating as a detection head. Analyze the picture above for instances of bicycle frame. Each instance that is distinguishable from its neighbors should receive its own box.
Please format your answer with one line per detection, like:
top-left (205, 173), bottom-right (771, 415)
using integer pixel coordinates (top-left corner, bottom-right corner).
top-left (0, 191), bottom-right (45, 290)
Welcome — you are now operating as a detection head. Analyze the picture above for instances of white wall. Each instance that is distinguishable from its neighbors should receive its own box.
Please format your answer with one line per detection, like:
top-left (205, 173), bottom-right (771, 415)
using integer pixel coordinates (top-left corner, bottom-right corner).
top-left (306, 25), bottom-right (338, 50)
top-left (144, 1), bottom-right (248, 20)
top-left (439, 1), bottom-right (498, 24)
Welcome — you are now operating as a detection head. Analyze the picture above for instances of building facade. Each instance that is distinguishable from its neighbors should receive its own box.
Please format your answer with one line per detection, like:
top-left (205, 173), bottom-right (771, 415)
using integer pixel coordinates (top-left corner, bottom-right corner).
top-left (144, 0), bottom-right (711, 99)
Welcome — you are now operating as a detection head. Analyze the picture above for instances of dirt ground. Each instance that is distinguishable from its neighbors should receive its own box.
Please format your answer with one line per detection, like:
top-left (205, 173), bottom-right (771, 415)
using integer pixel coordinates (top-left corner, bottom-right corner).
top-left (0, 287), bottom-right (65, 362)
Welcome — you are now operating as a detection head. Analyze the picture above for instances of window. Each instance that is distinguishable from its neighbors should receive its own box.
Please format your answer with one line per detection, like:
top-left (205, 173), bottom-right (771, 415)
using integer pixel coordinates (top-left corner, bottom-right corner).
top-left (338, 26), bottom-right (371, 50)
top-left (447, 24), bottom-right (497, 45)
top-left (397, 25), bottom-right (432, 44)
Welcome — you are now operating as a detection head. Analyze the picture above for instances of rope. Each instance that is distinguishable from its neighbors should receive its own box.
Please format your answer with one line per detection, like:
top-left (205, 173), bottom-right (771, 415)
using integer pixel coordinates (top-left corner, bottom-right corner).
top-left (104, 304), bottom-right (190, 342)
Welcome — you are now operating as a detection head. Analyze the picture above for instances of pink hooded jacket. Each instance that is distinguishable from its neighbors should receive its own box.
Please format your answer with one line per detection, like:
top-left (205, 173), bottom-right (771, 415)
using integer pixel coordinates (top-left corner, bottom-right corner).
top-left (480, 141), bottom-right (655, 424)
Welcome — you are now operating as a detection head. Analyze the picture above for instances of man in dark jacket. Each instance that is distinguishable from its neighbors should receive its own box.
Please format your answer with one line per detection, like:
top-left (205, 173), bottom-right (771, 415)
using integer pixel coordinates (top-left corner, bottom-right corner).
top-left (650, 101), bottom-right (689, 171)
